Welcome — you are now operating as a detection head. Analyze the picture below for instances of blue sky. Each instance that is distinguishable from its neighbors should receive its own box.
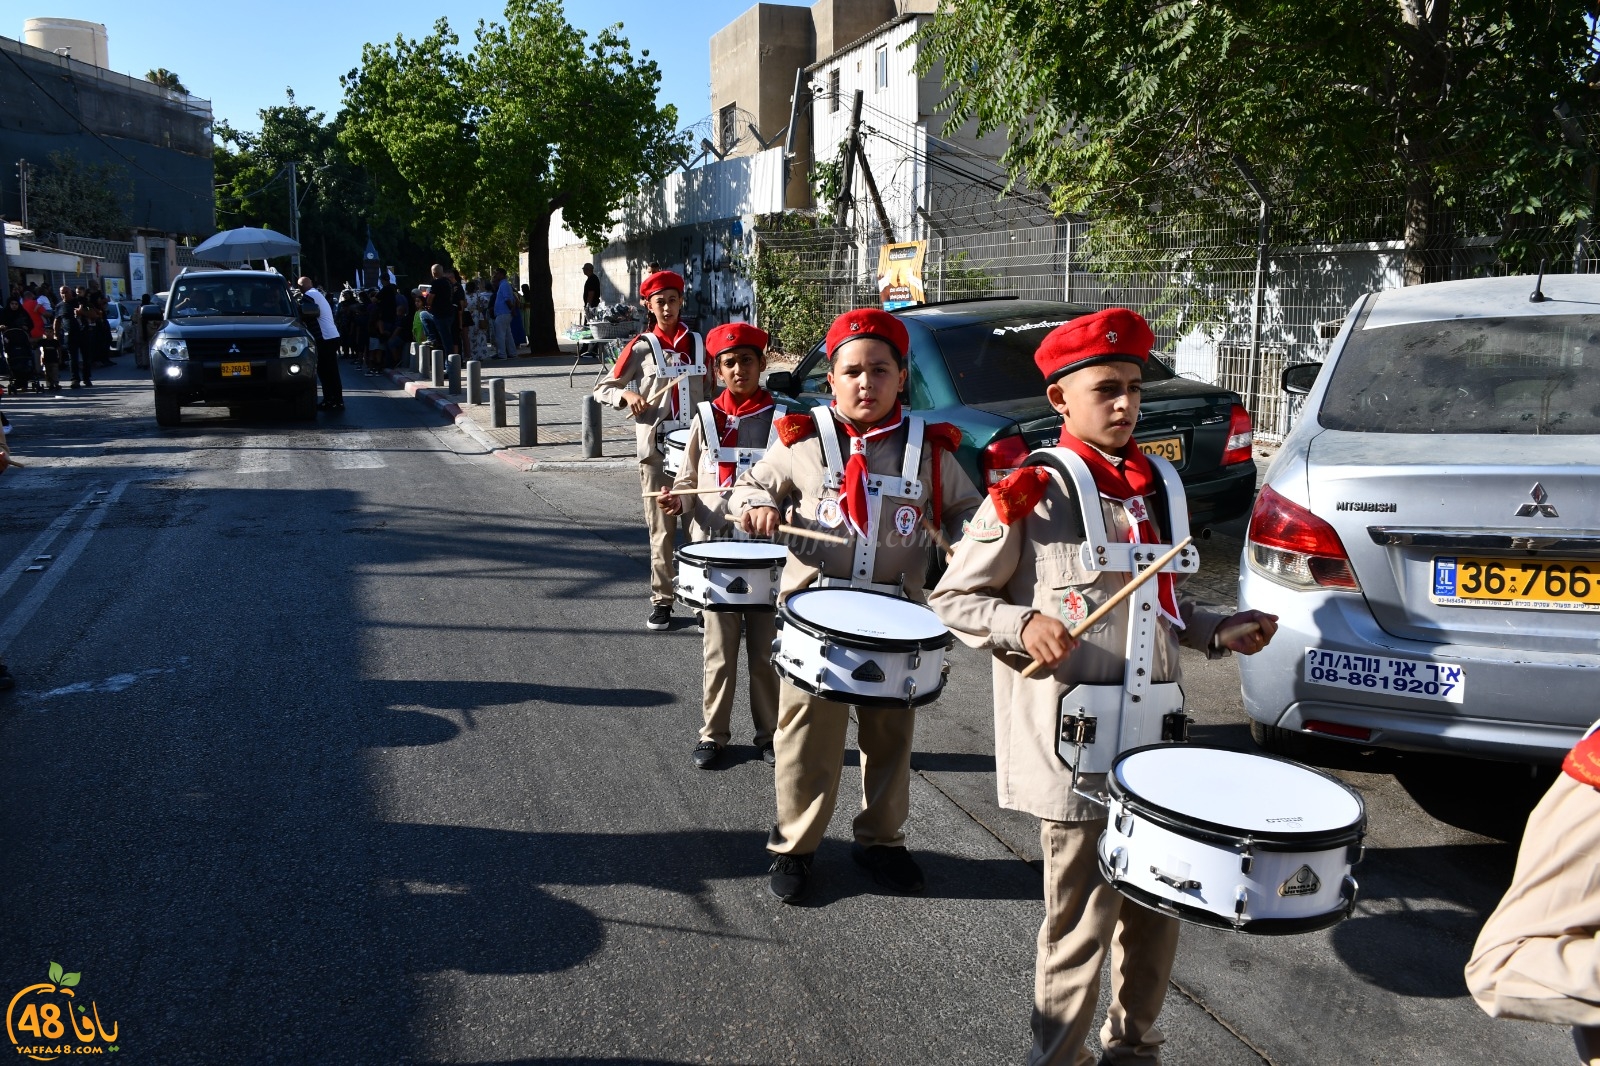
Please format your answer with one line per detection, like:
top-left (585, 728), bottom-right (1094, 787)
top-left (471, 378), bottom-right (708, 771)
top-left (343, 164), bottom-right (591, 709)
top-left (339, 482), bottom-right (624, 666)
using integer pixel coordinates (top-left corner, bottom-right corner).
top-left (13, 2), bottom-right (806, 136)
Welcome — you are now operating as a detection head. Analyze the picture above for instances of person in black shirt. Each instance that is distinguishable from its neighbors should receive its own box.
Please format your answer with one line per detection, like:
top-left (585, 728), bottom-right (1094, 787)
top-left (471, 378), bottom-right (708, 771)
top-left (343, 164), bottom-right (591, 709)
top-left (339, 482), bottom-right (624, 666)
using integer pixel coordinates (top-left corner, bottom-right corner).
top-left (422, 263), bottom-right (456, 357)
top-left (582, 264), bottom-right (601, 312)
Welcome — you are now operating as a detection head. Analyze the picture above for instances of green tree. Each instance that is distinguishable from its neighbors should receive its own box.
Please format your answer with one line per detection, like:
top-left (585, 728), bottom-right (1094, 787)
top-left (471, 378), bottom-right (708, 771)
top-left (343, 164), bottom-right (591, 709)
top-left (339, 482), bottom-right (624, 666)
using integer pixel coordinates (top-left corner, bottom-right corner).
top-left (339, 0), bottom-right (683, 351)
top-left (917, 1), bottom-right (1600, 285)
top-left (27, 151), bottom-right (132, 240)
top-left (145, 68), bottom-right (187, 94)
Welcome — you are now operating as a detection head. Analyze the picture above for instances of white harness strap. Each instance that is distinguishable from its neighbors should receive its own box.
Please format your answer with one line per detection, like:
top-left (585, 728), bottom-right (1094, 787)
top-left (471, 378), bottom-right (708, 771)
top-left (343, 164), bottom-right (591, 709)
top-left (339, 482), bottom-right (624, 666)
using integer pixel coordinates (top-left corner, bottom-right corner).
top-left (697, 400), bottom-right (783, 481)
top-left (641, 331), bottom-right (707, 435)
top-left (810, 407), bottom-right (927, 595)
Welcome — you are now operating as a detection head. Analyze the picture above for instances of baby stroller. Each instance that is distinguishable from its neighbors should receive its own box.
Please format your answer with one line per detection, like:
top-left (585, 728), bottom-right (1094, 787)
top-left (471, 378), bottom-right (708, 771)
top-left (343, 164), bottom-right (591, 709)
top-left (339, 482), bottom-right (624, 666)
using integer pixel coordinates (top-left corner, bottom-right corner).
top-left (2, 327), bottom-right (42, 394)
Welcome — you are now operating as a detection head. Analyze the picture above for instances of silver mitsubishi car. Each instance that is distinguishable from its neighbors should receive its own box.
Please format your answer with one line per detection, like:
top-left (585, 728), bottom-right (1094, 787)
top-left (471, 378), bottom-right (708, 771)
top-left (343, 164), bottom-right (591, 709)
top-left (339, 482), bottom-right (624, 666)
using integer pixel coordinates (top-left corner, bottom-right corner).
top-left (1240, 272), bottom-right (1600, 764)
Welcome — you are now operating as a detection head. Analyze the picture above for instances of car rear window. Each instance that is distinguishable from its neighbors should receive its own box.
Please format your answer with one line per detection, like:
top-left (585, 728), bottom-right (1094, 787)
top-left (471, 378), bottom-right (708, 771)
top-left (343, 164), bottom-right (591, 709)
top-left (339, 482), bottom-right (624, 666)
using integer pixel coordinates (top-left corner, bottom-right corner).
top-left (931, 314), bottom-right (1174, 406)
top-left (1320, 313), bottom-right (1600, 434)
top-left (169, 278), bottom-right (292, 318)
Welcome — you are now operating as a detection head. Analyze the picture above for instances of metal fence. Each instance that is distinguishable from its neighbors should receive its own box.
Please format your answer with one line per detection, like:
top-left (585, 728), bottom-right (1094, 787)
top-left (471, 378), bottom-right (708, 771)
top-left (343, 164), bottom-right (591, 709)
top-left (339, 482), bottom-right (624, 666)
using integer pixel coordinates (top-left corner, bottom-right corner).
top-left (751, 183), bottom-right (1595, 441)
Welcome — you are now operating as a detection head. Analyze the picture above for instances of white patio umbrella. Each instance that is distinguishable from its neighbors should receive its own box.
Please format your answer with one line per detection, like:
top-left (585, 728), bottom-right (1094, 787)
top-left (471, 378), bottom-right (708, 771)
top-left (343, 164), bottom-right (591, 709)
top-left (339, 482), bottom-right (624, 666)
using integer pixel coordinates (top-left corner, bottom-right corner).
top-left (190, 227), bottom-right (301, 264)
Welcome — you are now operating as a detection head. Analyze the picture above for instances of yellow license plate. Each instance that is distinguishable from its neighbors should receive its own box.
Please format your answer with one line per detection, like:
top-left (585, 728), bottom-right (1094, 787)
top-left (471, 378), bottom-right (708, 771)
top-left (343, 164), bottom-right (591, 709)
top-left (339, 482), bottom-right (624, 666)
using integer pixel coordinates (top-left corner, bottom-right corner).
top-left (221, 361), bottom-right (251, 377)
top-left (1139, 435), bottom-right (1183, 462)
top-left (1432, 555), bottom-right (1600, 611)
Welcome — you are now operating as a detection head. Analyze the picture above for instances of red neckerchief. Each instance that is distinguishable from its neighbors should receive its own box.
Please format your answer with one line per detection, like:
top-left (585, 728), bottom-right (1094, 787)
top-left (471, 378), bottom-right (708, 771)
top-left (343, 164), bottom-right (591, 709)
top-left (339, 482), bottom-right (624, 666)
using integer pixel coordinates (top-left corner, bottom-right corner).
top-left (834, 403), bottom-right (905, 538)
top-left (1057, 428), bottom-right (1183, 628)
top-left (711, 388), bottom-right (774, 486)
top-left (1564, 725), bottom-right (1600, 789)
top-left (654, 323), bottom-right (691, 418)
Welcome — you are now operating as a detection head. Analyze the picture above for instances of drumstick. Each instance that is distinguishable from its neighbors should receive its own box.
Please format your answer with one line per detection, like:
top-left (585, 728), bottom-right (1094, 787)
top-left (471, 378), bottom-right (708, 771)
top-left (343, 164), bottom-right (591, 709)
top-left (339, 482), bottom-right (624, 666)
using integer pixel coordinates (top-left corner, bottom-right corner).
top-left (921, 518), bottom-right (953, 562)
top-left (1213, 620), bottom-right (1262, 647)
top-left (2, 457), bottom-right (23, 469)
top-left (1020, 536), bottom-right (1194, 679)
top-left (777, 523), bottom-right (850, 546)
top-left (644, 378), bottom-right (676, 408)
top-left (641, 486), bottom-right (733, 497)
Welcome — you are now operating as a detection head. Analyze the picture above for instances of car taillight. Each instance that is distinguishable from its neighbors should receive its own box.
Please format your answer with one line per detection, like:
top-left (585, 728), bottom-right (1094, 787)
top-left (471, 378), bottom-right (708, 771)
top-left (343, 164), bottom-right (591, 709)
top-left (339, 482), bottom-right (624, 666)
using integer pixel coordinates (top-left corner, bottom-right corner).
top-left (1222, 403), bottom-right (1254, 465)
top-left (979, 432), bottom-right (1032, 486)
top-left (1246, 485), bottom-right (1360, 591)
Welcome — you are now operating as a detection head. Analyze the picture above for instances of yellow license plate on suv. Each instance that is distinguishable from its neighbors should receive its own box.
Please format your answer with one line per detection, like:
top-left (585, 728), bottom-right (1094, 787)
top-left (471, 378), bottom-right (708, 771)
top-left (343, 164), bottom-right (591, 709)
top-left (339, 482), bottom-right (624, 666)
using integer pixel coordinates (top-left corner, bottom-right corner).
top-left (1432, 556), bottom-right (1600, 611)
top-left (1139, 435), bottom-right (1183, 462)
top-left (221, 361), bottom-right (251, 377)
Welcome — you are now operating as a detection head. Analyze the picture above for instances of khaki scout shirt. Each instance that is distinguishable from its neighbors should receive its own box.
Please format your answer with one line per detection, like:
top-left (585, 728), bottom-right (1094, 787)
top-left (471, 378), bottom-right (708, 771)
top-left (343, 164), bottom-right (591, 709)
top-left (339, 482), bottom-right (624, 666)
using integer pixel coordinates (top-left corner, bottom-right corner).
top-left (671, 404), bottom-right (783, 542)
top-left (729, 414), bottom-right (982, 603)
top-left (928, 467), bottom-right (1227, 822)
top-left (1466, 765), bottom-right (1600, 1032)
top-left (592, 326), bottom-right (709, 463)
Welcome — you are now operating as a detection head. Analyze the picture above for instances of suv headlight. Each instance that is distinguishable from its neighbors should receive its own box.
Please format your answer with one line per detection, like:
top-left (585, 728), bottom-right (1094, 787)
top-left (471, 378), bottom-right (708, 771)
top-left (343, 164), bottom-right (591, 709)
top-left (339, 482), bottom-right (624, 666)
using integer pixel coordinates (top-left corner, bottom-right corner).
top-left (154, 336), bottom-right (188, 361)
top-left (280, 336), bottom-right (310, 358)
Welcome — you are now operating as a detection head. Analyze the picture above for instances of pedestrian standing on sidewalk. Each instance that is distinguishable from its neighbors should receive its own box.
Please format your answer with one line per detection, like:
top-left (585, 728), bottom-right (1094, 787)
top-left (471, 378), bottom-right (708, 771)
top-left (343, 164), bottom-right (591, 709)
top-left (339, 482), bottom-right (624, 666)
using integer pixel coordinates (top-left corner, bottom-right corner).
top-left (728, 308), bottom-right (981, 904)
top-left (657, 323), bottom-right (787, 769)
top-left (593, 270), bottom-right (709, 632)
top-left (465, 279), bottom-right (492, 362)
top-left (70, 301), bottom-right (96, 388)
top-left (582, 264), bottom-right (601, 313)
top-left (452, 269), bottom-right (470, 361)
top-left (421, 265), bottom-right (456, 358)
top-left (927, 309), bottom-right (1275, 1066)
top-left (491, 267), bottom-right (518, 360)
top-left (299, 275), bottom-right (343, 412)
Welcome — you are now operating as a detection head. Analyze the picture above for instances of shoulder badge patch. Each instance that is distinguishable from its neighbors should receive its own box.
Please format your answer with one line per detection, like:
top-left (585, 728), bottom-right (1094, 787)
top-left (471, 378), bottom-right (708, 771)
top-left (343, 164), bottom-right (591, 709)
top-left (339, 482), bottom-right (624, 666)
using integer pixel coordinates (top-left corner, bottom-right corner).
top-left (925, 421), bottom-right (963, 452)
top-left (1563, 727), bottom-right (1600, 790)
top-left (963, 515), bottom-right (1004, 543)
top-left (990, 466), bottom-right (1053, 525)
top-left (774, 413), bottom-right (818, 448)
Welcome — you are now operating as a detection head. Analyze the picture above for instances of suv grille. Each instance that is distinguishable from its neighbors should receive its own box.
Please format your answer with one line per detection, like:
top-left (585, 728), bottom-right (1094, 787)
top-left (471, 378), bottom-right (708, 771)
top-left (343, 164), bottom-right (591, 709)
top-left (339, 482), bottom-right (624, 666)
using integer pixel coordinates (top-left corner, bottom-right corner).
top-left (188, 337), bottom-right (281, 360)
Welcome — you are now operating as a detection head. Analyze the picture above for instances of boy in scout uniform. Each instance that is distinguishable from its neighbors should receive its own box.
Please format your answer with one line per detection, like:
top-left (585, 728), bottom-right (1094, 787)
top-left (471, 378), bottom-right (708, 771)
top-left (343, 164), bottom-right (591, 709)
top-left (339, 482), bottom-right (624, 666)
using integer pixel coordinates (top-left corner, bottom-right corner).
top-left (594, 270), bottom-right (709, 631)
top-left (730, 307), bottom-right (982, 904)
top-left (1467, 723), bottom-right (1600, 1065)
top-left (928, 308), bottom-right (1276, 1066)
top-left (658, 322), bottom-right (786, 770)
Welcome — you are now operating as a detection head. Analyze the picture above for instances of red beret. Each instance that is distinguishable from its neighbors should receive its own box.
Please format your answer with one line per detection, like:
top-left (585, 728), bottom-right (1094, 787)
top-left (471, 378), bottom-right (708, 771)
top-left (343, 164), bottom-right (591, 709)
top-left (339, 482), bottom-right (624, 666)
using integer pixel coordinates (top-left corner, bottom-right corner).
top-left (1035, 308), bottom-right (1154, 383)
top-left (825, 308), bottom-right (909, 361)
top-left (706, 322), bottom-right (769, 356)
top-left (640, 270), bottom-right (684, 299)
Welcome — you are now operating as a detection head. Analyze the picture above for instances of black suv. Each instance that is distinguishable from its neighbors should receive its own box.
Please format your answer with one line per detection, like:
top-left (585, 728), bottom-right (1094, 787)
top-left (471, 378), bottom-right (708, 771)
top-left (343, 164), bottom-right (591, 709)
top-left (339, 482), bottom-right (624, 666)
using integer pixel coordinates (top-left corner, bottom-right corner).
top-left (145, 269), bottom-right (318, 426)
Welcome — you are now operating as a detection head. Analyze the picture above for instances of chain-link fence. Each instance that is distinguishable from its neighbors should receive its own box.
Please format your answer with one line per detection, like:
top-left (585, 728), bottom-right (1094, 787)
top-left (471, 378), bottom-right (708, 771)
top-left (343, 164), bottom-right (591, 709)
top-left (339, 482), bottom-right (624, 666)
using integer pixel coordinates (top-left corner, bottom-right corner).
top-left (750, 169), bottom-right (1597, 441)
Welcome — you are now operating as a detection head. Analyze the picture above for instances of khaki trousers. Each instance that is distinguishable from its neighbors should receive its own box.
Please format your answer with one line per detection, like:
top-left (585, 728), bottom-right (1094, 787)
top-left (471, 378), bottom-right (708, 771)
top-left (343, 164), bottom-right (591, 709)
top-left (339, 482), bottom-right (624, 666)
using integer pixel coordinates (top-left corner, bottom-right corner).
top-left (1031, 819), bottom-right (1179, 1066)
top-left (639, 459), bottom-right (687, 605)
top-left (766, 681), bottom-right (915, 856)
top-left (700, 610), bottom-right (780, 747)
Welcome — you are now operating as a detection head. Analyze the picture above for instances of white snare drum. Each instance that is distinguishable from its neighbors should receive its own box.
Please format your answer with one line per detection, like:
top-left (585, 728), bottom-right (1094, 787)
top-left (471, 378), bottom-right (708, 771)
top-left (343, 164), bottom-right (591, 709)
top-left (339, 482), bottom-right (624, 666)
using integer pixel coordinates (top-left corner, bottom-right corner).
top-left (1098, 745), bottom-right (1366, 934)
top-left (675, 541), bottom-right (786, 611)
top-left (661, 428), bottom-right (690, 476)
top-left (773, 588), bottom-right (953, 708)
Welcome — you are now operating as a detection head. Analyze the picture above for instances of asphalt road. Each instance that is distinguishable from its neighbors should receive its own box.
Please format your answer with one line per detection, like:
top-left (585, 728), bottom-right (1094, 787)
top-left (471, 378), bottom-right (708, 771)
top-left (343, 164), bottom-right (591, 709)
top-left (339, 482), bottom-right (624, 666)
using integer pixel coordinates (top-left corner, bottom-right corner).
top-left (0, 361), bottom-right (1573, 1064)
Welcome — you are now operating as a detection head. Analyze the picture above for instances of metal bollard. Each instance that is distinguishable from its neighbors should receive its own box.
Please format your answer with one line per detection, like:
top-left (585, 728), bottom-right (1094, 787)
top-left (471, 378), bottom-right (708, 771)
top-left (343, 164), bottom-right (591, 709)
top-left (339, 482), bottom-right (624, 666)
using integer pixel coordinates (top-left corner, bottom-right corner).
top-left (419, 343), bottom-right (431, 376)
top-left (448, 357), bottom-right (461, 395)
top-left (518, 390), bottom-right (537, 446)
top-left (490, 378), bottom-right (507, 428)
top-left (431, 348), bottom-right (445, 387)
top-left (467, 360), bottom-right (482, 404)
top-left (582, 394), bottom-right (603, 458)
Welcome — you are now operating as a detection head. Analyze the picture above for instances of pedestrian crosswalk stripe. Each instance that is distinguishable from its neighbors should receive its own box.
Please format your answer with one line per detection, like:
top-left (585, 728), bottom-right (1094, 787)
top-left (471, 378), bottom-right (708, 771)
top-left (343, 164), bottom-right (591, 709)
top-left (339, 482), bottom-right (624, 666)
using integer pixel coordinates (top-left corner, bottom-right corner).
top-left (328, 431), bottom-right (384, 470)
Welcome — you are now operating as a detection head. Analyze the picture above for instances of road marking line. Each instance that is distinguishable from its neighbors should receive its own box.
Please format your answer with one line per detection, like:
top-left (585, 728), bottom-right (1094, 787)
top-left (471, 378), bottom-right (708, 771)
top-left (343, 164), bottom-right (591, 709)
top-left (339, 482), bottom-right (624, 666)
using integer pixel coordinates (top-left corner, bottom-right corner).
top-left (0, 479), bottom-right (130, 655)
top-left (26, 657), bottom-right (191, 703)
top-left (236, 435), bottom-right (292, 473)
top-left (329, 430), bottom-right (385, 470)
top-left (0, 486), bottom-right (100, 604)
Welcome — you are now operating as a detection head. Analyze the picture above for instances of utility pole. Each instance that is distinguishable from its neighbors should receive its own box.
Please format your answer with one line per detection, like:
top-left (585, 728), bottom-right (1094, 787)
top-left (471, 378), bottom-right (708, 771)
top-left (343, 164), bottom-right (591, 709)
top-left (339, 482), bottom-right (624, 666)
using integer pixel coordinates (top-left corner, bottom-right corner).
top-left (855, 143), bottom-right (894, 242)
top-left (287, 160), bottom-right (300, 278)
top-left (833, 90), bottom-right (864, 228)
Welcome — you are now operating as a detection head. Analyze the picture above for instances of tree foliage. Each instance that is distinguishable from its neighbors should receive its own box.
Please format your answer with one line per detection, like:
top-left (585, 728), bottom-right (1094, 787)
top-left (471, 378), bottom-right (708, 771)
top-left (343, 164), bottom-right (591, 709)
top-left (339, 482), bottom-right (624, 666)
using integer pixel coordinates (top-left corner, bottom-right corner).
top-left (917, 1), bottom-right (1600, 284)
top-left (339, 0), bottom-right (683, 351)
top-left (27, 151), bottom-right (132, 240)
top-left (145, 68), bottom-right (187, 94)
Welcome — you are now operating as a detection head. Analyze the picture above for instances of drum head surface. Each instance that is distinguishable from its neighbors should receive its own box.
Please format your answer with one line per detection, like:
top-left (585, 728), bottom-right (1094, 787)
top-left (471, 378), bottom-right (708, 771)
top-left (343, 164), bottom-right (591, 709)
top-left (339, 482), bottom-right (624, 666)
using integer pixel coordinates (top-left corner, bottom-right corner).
top-left (665, 430), bottom-right (690, 448)
top-left (679, 541), bottom-right (787, 564)
top-left (1115, 747), bottom-right (1362, 834)
top-left (786, 589), bottom-right (948, 643)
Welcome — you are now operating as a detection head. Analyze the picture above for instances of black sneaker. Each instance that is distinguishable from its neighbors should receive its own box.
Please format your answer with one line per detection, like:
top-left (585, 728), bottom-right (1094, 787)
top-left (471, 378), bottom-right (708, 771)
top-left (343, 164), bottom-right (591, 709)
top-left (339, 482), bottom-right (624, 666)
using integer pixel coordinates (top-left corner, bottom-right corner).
top-left (647, 604), bottom-right (671, 631)
top-left (852, 844), bottom-right (925, 895)
top-left (760, 743), bottom-right (776, 766)
top-left (767, 853), bottom-right (813, 904)
top-left (692, 741), bottom-right (722, 769)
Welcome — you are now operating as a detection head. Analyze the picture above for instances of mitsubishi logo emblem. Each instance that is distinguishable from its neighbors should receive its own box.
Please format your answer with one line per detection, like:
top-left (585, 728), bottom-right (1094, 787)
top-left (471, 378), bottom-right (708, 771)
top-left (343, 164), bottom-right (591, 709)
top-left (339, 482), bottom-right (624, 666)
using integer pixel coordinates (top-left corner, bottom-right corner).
top-left (1514, 482), bottom-right (1559, 518)
top-left (228, 343), bottom-right (240, 354)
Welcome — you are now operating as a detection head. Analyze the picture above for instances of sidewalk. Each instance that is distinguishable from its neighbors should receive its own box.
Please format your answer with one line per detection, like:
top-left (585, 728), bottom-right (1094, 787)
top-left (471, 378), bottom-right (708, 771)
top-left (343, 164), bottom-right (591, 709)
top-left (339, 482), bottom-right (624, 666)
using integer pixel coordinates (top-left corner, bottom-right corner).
top-left (384, 341), bottom-right (638, 470)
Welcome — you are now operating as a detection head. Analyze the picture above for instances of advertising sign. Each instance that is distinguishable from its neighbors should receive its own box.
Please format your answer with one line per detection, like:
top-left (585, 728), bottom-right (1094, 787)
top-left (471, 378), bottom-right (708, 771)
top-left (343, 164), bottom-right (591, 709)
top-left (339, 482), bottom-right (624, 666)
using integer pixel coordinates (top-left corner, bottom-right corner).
top-left (127, 253), bottom-right (148, 299)
top-left (877, 241), bottom-right (926, 311)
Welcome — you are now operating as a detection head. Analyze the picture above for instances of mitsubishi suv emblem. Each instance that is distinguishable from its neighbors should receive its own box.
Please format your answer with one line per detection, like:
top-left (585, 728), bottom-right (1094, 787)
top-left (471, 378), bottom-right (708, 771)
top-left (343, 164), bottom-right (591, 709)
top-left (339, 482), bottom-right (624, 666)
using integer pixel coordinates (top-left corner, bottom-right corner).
top-left (1514, 482), bottom-right (1559, 518)
top-left (227, 343), bottom-right (240, 354)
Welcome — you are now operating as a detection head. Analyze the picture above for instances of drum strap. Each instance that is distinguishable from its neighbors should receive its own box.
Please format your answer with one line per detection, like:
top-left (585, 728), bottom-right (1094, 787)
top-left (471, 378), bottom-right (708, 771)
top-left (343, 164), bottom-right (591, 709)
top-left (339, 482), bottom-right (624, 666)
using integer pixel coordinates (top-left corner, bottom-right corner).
top-left (696, 400), bottom-right (781, 480)
top-left (810, 408), bottom-right (926, 594)
top-left (642, 331), bottom-right (706, 437)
